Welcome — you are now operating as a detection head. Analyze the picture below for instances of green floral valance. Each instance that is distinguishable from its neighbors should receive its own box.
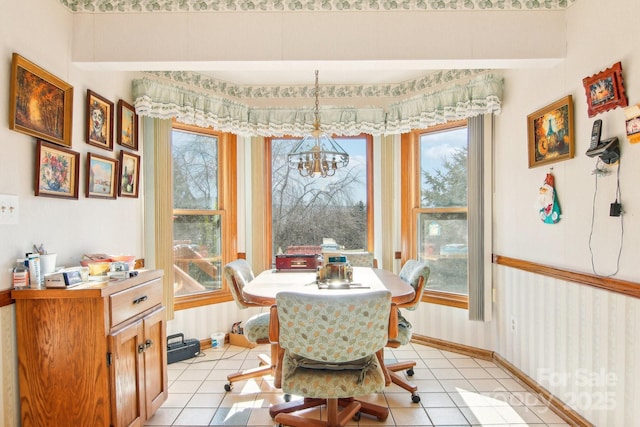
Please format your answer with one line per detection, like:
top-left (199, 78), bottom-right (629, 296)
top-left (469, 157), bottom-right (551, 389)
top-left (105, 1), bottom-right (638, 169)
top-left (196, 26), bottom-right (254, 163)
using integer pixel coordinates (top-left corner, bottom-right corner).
top-left (60, 0), bottom-right (575, 13)
top-left (132, 73), bottom-right (503, 136)
top-left (385, 73), bottom-right (504, 133)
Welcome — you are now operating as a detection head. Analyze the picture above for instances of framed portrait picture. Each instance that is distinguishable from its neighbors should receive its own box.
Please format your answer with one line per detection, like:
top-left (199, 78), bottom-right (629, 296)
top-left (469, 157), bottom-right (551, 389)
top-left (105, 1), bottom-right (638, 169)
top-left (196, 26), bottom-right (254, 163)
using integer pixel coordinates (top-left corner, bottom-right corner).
top-left (35, 140), bottom-right (79, 199)
top-left (582, 62), bottom-right (628, 117)
top-left (527, 95), bottom-right (575, 168)
top-left (9, 53), bottom-right (74, 147)
top-left (119, 150), bottom-right (141, 198)
top-left (86, 153), bottom-right (119, 199)
top-left (86, 90), bottom-right (114, 150)
top-left (117, 99), bottom-right (138, 150)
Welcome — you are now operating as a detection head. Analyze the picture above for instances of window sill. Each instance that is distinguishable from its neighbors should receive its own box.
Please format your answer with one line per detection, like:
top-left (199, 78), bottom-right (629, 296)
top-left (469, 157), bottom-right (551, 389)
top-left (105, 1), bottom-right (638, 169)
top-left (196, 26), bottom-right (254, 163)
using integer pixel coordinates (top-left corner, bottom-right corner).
top-left (423, 290), bottom-right (468, 309)
top-left (174, 291), bottom-right (233, 311)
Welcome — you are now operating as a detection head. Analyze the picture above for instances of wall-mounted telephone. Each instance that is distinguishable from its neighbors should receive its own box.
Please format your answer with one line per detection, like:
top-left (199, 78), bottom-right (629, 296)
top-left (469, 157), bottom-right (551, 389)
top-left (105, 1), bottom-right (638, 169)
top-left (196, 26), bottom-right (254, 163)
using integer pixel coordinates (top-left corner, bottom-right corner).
top-left (586, 119), bottom-right (620, 164)
top-left (589, 119), bottom-right (602, 150)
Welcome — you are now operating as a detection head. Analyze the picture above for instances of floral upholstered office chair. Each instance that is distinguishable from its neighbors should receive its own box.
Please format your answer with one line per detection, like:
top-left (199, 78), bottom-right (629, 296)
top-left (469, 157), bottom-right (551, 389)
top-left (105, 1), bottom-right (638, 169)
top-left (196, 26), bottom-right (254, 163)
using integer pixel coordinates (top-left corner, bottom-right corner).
top-left (385, 259), bottom-right (430, 403)
top-left (268, 290), bottom-right (397, 427)
top-left (222, 259), bottom-right (273, 392)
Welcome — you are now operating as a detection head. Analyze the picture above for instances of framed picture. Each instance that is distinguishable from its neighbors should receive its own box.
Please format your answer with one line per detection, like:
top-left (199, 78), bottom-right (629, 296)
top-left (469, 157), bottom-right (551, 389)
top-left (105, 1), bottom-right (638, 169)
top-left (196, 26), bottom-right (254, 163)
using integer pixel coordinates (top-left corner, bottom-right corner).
top-left (9, 53), bottom-right (74, 147)
top-left (117, 99), bottom-right (138, 150)
top-left (35, 140), bottom-right (79, 199)
top-left (86, 89), bottom-right (114, 150)
top-left (86, 153), bottom-right (119, 199)
top-left (119, 150), bottom-right (141, 198)
top-left (527, 95), bottom-right (575, 168)
top-left (582, 62), bottom-right (628, 117)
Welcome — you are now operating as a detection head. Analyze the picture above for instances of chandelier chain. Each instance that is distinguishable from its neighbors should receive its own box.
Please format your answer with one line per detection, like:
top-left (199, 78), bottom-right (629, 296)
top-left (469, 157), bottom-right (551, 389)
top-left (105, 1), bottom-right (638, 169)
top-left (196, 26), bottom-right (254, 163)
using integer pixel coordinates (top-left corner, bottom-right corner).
top-left (314, 70), bottom-right (320, 129)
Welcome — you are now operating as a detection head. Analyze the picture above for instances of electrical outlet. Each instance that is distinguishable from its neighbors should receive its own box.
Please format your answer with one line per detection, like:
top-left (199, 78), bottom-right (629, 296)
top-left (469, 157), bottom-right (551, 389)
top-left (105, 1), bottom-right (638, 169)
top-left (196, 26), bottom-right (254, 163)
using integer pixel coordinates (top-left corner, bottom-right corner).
top-left (0, 194), bottom-right (19, 225)
top-left (510, 317), bottom-right (517, 334)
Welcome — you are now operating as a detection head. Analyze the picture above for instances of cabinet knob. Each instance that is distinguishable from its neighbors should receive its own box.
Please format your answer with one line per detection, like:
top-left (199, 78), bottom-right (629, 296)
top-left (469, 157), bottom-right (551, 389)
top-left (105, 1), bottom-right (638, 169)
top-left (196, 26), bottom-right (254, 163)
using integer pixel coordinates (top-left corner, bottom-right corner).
top-left (138, 344), bottom-right (145, 353)
top-left (145, 339), bottom-right (153, 349)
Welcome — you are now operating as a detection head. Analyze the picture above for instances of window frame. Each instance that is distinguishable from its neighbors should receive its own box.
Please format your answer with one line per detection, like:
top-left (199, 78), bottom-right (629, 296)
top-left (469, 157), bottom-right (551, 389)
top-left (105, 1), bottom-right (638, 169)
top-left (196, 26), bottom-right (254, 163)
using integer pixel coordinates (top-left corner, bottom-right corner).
top-left (401, 120), bottom-right (470, 309)
top-left (265, 134), bottom-right (374, 263)
top-left (171, 122), bottom-right (237, 311)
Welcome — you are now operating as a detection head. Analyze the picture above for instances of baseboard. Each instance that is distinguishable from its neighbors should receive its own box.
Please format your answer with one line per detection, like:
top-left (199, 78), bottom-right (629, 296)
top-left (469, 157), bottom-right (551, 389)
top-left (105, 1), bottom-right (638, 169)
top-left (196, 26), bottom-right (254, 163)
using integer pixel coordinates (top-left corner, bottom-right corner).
top-left (411, 334), bottom-right (494, 361)
top-left (411, 334), bottom-right (593, 427)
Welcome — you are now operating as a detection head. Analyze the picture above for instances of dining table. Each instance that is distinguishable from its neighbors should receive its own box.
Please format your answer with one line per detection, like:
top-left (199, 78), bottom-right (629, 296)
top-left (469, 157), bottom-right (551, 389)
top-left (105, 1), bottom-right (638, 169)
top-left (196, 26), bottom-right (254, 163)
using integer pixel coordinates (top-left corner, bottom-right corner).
top-left (242, 266), bottom-right (415, 306)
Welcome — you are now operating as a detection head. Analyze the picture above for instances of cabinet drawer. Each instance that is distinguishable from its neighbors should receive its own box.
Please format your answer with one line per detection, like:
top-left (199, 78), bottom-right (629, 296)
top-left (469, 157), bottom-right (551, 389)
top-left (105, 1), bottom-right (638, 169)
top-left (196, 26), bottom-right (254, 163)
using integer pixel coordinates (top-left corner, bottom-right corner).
top-left (109, 279), bottom-right (162, 328)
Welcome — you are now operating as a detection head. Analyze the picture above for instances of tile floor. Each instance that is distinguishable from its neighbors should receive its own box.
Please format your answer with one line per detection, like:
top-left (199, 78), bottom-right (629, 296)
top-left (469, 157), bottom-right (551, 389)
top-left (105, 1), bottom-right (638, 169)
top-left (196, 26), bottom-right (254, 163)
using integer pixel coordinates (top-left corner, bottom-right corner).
top-left (147, 342), bottom-right (571, 426)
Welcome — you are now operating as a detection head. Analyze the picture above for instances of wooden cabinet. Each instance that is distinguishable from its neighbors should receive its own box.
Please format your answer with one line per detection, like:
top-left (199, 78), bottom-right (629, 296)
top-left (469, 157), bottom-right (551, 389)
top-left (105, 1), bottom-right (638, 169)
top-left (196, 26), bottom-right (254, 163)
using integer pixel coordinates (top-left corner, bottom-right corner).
top-left (12, 270), bottom-right (168, 427)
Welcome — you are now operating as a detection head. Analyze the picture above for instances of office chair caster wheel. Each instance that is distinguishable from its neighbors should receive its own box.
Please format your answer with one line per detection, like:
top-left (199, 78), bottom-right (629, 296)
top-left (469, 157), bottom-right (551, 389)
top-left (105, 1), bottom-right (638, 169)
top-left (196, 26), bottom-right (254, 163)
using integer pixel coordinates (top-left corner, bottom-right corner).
top-left (411, 393), bottom-right (421, 403)
top-left (284, 394), bottom-right (291, 402)
top-left (407, 368), bottom-right (414, 376)
top-left (224, 383), bottom-right (233, 392)
top-left (353, 412), bottom-right (361, 421)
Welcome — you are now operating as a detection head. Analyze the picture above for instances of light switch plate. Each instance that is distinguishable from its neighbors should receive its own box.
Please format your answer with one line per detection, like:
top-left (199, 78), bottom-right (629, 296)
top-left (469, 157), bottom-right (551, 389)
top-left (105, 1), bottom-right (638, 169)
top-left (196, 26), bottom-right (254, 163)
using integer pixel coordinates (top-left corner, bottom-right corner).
top-left (0, 194), bottom-right (19, 225)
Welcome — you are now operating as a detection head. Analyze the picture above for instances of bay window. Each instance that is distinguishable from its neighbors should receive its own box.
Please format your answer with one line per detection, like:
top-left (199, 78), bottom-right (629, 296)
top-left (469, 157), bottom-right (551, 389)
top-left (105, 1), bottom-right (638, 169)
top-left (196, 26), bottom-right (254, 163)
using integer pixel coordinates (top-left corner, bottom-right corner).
top-left (402, 117), bottom-right (488, 313)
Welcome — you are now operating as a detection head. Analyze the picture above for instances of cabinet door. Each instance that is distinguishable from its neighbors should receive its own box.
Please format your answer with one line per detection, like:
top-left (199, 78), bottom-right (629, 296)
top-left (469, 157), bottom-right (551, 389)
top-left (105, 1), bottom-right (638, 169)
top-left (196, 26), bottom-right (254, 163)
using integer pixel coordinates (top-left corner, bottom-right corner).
top-left (142, 307), bottom-right (168, 418)
top-left (109, 320), bottom-right (145, 427)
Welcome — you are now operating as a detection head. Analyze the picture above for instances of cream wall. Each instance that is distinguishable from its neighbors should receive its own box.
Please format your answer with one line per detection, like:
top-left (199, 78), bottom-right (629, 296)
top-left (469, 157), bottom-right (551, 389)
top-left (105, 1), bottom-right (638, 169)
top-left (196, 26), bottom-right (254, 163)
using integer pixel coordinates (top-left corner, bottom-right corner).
top-left (491, 0), bottom-right (639, 424)
top-left (406, 0), bottom-right (639, 425)
top-left (0, 1), bottom-right (144, 425)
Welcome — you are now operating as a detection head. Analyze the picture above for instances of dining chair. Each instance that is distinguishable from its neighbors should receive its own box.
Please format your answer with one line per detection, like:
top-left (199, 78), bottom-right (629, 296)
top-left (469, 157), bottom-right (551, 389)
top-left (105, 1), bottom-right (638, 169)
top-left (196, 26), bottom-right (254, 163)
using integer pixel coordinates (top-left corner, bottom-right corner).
top-left (268, 290), bottom-right (398, 427)
top-left (222, 259), bottom-right (274, 392)
top-left (385, 259), bottom-right (430, 403)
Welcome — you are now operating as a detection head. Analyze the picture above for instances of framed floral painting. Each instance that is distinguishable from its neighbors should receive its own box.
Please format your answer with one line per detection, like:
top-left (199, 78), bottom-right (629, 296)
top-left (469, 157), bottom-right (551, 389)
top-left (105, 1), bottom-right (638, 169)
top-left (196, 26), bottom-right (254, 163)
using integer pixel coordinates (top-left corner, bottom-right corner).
top-left (35, 140), bottom-right (79, 199)
top-left (119, 150), bottom-right (140, 198)
top-left (86, 153), bottom-right (118, 199)
top-left (86, 89), bottom-right (114, 150)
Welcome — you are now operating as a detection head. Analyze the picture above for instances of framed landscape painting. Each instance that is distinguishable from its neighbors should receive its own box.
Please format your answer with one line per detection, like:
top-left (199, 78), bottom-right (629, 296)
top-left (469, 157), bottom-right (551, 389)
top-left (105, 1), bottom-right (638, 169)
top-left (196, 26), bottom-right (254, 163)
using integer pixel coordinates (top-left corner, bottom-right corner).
top-left (35, 140), bottom-right (79, 199)
top-left (527, 95), bottom-right (575, 168)
top-left (86, 153), bottom-right (118, 199)
top-left (9, 53), bottom-right (74, 147)
top-left (117, 99), bottom-right (138, 150)
top-left (582, 62), bottom-right (628, 117)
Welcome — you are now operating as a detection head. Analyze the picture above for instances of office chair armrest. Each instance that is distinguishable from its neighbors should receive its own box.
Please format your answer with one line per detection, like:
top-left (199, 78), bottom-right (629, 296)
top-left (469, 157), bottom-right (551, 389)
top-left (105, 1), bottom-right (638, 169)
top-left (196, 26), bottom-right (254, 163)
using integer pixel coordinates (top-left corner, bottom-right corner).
top-left (269, 304), bottom-right (279, 343)
top-left (398, 275), bottom-right (425, 309)
top-left (388, 303), bottom-right (398, 341)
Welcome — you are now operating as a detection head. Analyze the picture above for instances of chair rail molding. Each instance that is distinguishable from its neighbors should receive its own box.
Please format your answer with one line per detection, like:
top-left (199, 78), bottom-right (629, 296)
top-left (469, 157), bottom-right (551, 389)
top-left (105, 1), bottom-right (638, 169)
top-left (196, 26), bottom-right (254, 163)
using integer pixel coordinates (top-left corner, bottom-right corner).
top-left (493, 254), bottom-right (640, 299)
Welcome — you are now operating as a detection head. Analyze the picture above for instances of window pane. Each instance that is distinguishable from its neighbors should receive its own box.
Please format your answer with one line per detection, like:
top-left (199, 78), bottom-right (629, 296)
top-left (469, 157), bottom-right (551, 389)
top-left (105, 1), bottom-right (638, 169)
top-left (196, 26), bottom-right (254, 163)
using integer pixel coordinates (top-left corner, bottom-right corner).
top-left (271, 137), bottom-right (368, 257)
top-left (171, 127), bottom-right (221, 298)
top-left (419, 125), bottom-right (468, 295)
top-left (419, 128), bottom-right (467, 208)
top-left (173, 214), bottom-right (222, 295)
top-left (417, 212), bottom-right (468, 294)
top-left (172, 130), bottom-right (218, 210)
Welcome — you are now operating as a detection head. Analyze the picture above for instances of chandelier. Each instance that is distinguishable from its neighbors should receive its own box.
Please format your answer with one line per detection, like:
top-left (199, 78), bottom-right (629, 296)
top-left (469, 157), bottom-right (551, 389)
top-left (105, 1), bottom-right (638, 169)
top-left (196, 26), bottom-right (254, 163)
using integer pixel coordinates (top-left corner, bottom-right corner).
top-left (287, 70), bottom-right (349, 178)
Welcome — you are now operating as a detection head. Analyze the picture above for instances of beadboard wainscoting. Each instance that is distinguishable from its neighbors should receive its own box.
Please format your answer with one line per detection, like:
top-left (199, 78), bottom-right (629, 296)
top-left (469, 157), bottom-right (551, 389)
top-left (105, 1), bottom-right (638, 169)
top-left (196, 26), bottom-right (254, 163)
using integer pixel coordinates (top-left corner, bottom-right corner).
top-left (494, 265), bottom-right (639, 426)
top-left (169, 300), bottom-right (270, 346)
